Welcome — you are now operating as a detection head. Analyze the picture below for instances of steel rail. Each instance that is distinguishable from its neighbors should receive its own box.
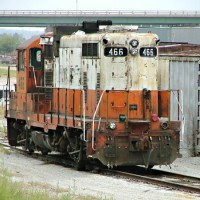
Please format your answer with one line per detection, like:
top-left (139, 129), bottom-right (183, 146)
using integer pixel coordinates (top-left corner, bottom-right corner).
top-left (101, 168), bottom-right (200, 194)
top-left (0, 137), bottom-right (75, 167)
top-left (1, 136), bottom-right (200, 194)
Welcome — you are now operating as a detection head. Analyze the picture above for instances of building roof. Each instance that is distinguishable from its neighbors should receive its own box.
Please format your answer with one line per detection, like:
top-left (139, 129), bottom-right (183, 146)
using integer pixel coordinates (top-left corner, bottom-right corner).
top-left (159, 42), bottom-right (200, 57)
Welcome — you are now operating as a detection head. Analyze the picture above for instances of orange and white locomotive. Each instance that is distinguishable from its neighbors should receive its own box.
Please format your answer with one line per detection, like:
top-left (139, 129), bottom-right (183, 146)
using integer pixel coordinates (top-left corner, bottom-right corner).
top-left (5, 21), bottom-right (181, 170)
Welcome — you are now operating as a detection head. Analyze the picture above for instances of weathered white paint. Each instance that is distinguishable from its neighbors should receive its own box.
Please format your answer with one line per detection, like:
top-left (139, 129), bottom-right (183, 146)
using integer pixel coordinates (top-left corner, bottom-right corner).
top-left (55, 30), bottom-right (159, 91)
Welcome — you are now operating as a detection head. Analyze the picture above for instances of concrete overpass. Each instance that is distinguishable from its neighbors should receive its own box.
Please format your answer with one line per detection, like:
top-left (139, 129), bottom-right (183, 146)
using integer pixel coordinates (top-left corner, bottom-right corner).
top-left (0, 10), bottom-right (200, 27)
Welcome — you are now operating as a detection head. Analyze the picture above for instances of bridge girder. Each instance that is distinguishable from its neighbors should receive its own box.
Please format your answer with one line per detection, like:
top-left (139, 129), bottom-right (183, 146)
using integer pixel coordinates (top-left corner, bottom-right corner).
top-left (0, 10), bottom-right (200, 27)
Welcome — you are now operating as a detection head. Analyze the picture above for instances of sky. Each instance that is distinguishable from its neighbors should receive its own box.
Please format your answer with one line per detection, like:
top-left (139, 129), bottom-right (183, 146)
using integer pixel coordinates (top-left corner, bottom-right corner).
top-left (0, 0), bottom-right (199, 31)
top-left (0, 0), bottom-right (200, 11)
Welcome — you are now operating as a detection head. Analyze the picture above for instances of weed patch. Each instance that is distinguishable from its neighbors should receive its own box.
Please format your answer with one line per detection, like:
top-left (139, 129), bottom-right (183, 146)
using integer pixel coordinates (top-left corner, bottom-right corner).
top-left (0, 166), bottom-right (102, 200)
top-left (0, 144), bottom-right (10, 154)
top-left (0, 66), bottom-right (16, 78)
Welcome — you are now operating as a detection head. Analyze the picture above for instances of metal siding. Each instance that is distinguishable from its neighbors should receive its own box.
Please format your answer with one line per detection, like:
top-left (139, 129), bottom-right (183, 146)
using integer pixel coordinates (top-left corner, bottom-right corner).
top-left (170, 28), bottom-right (200, 44)
top-left (168, 59), bottom-right (198, 156)
top-left (140, 27), bottom-right (200, 44)
top-left (197, 62), bottom-right (200, 154)
top-left (158, 59), bottom-right (169, 90)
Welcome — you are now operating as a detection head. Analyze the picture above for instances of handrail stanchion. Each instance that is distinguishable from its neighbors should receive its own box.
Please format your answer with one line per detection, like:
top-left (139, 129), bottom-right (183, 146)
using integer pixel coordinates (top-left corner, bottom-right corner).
top-left (92, 90), bottom-right (106, 150)
top-left (81, 89), bottom-right (87, 142)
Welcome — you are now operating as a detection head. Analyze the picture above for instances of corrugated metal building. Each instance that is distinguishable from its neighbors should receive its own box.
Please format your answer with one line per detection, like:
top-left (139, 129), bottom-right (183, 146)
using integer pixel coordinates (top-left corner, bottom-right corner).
top-left (140, 27), bottom-right (200, 44)
top-left (158, 44), bottom-right (200, 156)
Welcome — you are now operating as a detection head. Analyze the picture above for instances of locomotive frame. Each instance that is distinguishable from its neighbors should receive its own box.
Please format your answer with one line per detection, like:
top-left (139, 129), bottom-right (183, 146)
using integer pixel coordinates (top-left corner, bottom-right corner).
top-left (5, 21), bottom-right (181, 170)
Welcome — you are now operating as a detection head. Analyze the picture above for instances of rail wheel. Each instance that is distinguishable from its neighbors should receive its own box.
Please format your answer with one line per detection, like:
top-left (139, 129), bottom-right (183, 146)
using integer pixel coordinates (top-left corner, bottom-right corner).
top-left (74, 140), bottom-right (86, 171)
top-left (28, 149), bottom-right (34, 154)
top-left (7, 119), bottom-right (20, 146)
top-left (41, 149), bottom-right (49, 155)
top-left (147, 165), bottom-right (154, 170)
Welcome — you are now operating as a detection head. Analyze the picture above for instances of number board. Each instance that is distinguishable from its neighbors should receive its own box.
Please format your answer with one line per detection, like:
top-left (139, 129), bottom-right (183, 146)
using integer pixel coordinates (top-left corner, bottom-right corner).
top-left (104, 47), bottom-right (128, 57)
top-left (139, 47), bottom-right (157, 57)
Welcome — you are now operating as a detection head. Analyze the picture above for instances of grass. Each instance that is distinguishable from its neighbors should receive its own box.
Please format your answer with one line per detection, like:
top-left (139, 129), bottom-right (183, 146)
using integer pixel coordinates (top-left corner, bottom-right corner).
top-left (0, 105), bottom-right (5, 115)
top-left (0, 106), bottom-right (4, 116)
top-left (0, 144), bottom-right (10, 154)
top-left (0, 106), bottom-right (6, 137)
top-left (0, 66), bottom-right (16, 78)
top-left (0, 168), bottom-right (100, 200)
top-left (0, 167), bottom-right (102, 200)
top-left (0, 107), bottom-right (6, 138)
top-left (0, 130), bottom-right (6, 139)
top-left (0, 167), bottom-right (58, 200)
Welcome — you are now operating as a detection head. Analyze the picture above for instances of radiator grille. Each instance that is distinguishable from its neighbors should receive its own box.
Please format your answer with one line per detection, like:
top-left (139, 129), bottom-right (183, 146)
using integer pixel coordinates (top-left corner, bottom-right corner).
top-left (83, 72), bottom-right (88, 103)
top-left (82, 43), bottom-right (98, 57)
top-left (96, 73), bottom-right (101, 104)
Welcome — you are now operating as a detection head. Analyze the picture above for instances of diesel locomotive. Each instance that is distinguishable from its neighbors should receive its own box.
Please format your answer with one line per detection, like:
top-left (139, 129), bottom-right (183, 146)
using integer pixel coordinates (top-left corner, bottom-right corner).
top-left (5, 21), bottom-right (181, 170)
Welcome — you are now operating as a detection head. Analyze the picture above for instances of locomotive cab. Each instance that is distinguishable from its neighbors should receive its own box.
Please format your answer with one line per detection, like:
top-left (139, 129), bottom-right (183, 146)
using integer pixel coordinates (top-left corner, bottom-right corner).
top-left (17, 37), bottom-right (43, 93)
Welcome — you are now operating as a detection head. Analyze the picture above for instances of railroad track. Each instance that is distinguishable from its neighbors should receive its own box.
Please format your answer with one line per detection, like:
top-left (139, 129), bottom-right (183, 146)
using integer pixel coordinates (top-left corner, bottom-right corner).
top-left (1, 136), bottom-right (200, 195)
top-left (100, 167), bottom-right (200, 194)
top-left (0, 136), bottom-right (75, 168)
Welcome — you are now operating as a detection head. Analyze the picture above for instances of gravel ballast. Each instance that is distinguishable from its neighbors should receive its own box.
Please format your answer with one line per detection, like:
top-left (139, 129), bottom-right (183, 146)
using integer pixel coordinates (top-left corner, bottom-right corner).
top-left (0, 151), bottom-right (200, 200)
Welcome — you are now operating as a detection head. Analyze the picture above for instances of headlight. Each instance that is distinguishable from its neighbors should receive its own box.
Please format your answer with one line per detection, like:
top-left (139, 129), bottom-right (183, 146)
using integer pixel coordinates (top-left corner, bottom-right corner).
top-left (161, 121), bottom-right (169, 130)
top-left (130, 39), bottom-right (139, 48)
top-left (102, 36), bottom-right (111, 45)
top-left (129, 48), bottom-right (138, 56)
top-left (109, 122), bottom-right (116, 130)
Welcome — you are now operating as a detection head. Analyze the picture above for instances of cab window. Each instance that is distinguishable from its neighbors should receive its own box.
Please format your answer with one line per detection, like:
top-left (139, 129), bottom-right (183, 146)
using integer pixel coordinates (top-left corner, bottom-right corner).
top-left (18, 50), bottom-right (24, 71)
top-left (30, 48), bottom-right (42, 68)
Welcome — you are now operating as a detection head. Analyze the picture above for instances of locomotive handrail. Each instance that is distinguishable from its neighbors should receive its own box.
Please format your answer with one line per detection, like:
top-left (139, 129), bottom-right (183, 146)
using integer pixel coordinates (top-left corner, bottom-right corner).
top-left (81, 89), bottom-right (87, 142)
top-left (31, 66), bottom-right (37, 87)
top-left (5, 66), bottom-right (10, 117)
top-left (171, 89), bottom-right (185, 142)
top-left (159, 89), bottom-right (185, 142)
top-left (92, 90), bottom-right (106, 150)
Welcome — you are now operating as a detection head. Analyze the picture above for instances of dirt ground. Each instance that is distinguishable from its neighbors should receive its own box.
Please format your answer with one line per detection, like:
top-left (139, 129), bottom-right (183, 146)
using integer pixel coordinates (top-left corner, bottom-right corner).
top-left (0, 149), bottom-right (200, 200)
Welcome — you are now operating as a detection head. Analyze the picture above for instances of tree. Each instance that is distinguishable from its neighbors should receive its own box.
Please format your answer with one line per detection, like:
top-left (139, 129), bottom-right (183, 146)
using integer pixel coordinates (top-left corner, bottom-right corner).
top-left (0, 33), bottom-right (25, 54)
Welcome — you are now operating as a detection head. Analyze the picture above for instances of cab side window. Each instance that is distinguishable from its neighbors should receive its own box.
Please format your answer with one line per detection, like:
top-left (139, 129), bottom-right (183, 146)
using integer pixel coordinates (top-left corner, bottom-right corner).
top-left (18, 50), bottom-right (24, 71)
top-left (30, 48), bottom-right (42, 69)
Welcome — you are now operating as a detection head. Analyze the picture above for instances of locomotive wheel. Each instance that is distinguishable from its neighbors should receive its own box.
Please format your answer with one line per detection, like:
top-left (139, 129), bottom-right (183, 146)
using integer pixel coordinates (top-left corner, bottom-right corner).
top-left (26, 139), bottom-right (35, 154)
top-left (7, 120), bottom-right (19, 146)
top-left (74, 141), bottom-right (86, 171)
top-left (147, 165), bottom-right (154, 170)
top-left (28, 149), bottom-right (34, 154)
top-left (41, 149), bottom-right (49, 155)
top-left (24, 129), bottom-right (35, 154)
top-left (75, 158), bottom-right (86, 171)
